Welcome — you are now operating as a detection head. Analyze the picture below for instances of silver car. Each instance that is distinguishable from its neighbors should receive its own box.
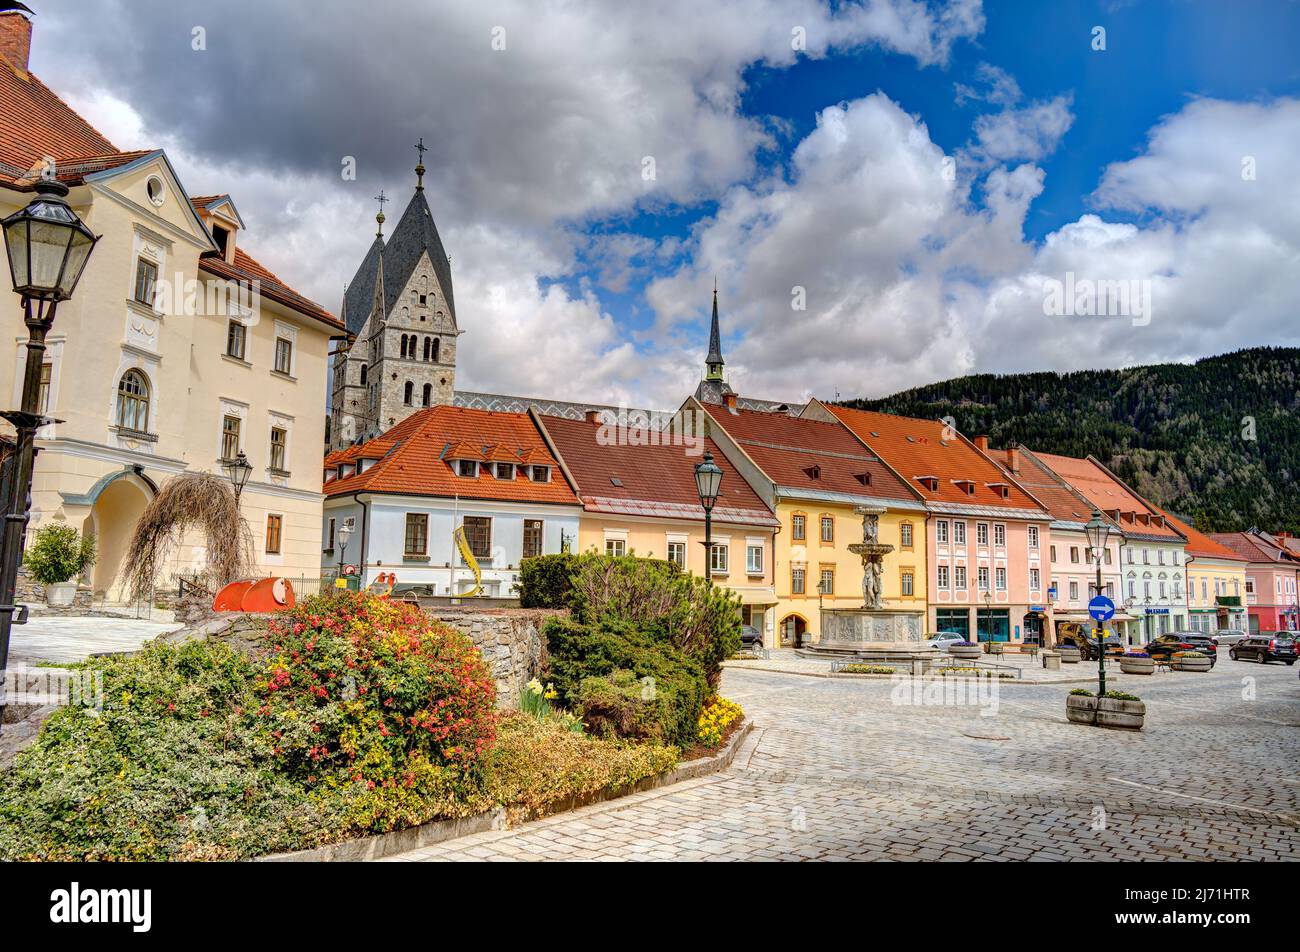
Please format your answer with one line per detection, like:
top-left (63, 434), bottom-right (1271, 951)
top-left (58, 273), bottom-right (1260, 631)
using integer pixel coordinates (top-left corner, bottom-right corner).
top-left (1212, 628), bottom-right (1248, 647)
top-left (925, 631), bottom-right (967, 650)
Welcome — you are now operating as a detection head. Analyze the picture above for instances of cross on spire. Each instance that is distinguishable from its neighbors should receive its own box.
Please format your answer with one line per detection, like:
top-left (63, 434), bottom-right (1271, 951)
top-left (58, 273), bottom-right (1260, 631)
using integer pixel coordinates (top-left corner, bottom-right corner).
top-left (414, 137), bottom-right (427, 190)
top-left (373, 189), bottom-right (388, 236)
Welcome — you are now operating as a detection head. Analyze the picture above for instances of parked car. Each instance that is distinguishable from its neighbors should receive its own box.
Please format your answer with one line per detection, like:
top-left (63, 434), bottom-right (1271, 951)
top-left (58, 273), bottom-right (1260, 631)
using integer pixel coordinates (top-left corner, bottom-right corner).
top-left (1143, 633), bottom-right (1218, 667)
top-left (1057, 628), bottom-right (1123, 660)
top-left (1212, 628), bottom-right (1248, 647)
top-left (739, 624), bottom-right (764, 650)
top-left (1228, 632), bottom-right (1296, 665)
top-left (925, 631), bottom-right (967, 650)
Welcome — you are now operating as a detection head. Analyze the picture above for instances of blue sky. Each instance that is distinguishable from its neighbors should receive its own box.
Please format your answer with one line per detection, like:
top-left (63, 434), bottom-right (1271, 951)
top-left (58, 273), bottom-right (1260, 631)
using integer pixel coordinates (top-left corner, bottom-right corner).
top-left (41, 0), bottom-right (1300, 406)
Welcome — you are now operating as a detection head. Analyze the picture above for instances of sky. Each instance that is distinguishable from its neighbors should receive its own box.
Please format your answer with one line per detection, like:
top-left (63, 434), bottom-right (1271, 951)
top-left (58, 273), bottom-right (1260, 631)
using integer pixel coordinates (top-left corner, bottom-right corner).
top-left (29, 0), bottom-right (1300, 409)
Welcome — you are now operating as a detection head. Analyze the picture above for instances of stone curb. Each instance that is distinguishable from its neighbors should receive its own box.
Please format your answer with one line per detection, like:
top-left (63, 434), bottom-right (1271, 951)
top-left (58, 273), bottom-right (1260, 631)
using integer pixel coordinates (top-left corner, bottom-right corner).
top-left (258, 719), bottom-right (754, 862)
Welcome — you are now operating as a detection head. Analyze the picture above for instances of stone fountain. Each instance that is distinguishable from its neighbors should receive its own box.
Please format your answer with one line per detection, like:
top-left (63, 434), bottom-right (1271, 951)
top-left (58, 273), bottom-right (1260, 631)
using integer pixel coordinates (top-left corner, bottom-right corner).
top-left (810, 505), bottom-right (931, 660)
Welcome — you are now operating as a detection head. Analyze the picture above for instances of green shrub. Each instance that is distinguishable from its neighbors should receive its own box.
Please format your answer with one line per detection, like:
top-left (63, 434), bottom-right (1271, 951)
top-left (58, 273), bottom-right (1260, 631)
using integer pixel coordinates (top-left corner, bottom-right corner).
top-left (545, 617), bottom-right (707, 749)
top-left (23, 524), bottom-right (96, 586)
top-left (1100, 690), bottom-right (1141, 701)
top-left (518, 554), bottom-right (576, 608)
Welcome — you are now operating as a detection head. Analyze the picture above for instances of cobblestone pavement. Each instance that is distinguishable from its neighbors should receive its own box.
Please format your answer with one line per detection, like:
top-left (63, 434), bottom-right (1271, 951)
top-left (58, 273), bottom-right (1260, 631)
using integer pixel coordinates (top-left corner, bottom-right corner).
top-left (724, 647), bottom-right (1106, 682)
top-left (7, 615), bottom-right (181, 665)
top-left (384, 659), bottom-right (1300, 861)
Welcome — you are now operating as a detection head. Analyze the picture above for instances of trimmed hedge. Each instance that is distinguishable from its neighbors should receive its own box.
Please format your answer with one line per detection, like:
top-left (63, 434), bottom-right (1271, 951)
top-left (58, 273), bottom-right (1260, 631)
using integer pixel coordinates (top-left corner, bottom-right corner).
top-left (518, 554), bottom-right (576, 609)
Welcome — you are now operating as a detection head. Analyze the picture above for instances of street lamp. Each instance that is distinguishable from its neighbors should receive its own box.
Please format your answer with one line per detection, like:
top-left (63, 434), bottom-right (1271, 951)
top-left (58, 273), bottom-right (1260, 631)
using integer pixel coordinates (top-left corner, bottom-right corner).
top-left (336, 520), bottom-right (354, 585)
top-left (223, 450), bottom-right (253, 505)
top-left (0, 177), bottom-right (99, 720)
top-left (1084, 508), bottom-right (1112, 696)
top-left (693, 451), bottom-right (722, 585)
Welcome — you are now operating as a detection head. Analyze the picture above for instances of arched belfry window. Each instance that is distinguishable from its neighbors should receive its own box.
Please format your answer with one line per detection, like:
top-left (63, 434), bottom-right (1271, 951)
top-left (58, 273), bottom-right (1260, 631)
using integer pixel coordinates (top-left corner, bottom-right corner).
top-left (422, 383), bottom-right (432, 406)
top-left (116, 370), bottom-right (150, 432)
top-left (431, 338), bottom-right (440, 362)
top-left (403, 380), bottom-right (414, 405)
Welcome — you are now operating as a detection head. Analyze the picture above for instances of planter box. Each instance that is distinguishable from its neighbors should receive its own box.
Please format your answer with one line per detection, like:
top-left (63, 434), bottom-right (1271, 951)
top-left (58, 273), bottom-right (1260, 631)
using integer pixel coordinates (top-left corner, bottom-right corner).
top-left (1119, 657), bottom-right (1154, 675)
top-left (1066, 694), bottom-right (1097, 725)
top-left (1057, 646), bottom-right (1081, 664)
top-left (1172, 656), bottom-right (1212, 672)
top-left (948, 645), bottom-right (981, 660)
top-left (45, 581), bottom-right (78, 608)
top-left (1097, 696), bottom-right (1145, 730)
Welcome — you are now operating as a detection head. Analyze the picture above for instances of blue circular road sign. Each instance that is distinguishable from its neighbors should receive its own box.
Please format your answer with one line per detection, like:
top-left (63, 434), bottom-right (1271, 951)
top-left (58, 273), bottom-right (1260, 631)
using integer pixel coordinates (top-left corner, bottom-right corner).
top-left (1088, 595), bottom-right (1115, 622)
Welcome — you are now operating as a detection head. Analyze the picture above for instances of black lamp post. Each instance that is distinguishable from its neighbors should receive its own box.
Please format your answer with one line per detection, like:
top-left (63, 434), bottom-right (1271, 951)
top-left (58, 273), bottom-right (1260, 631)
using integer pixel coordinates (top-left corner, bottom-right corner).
top-left (693, 451), bottom-right (722, 585)
top-left (1084, 508), bottom-right (1113, 696)
top-left (336, 520), bottom-right (353, 583)
top-left (223, 450), bottom-right (253, 505)
top-left (0, 177), bottom-right (99, 715)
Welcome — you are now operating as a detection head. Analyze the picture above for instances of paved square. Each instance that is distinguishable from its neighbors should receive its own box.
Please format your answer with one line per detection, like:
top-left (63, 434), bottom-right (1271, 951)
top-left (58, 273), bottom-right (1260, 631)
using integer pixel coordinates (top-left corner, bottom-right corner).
top-left (383, 659), bottom-right (1300, 861)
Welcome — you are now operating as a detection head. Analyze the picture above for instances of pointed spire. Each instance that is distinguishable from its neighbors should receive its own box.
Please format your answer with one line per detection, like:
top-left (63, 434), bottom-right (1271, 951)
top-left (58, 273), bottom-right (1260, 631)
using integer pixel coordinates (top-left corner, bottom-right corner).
top-left (374, 189), bottom-right (388, 237)
top-left (705, 277), bottom-right (724, 381)
top-left (414, 137), bottom-right (427, 191)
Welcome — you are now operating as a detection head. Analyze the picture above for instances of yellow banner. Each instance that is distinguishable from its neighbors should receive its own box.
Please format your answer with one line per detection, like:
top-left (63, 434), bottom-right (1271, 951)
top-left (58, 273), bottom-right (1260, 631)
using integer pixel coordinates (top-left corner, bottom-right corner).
top-left (453, 525), bottom-right (483, 597)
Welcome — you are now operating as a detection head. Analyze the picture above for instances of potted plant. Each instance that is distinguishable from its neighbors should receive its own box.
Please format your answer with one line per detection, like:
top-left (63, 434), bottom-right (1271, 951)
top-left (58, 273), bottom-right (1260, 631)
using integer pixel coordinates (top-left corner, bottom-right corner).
top-left (1171, 650), bottom-right (1211, 672)
top-left (1057, 643), bottom-right (1082, 663)
top-left (23, 524), bottom-right (96, 607)
top-left (1066, 688), bottom-right (1097, 724)
top-left (1119, 651), bottom-right (1154, 675)
top-left (946, 640), bottom-right (982, 660)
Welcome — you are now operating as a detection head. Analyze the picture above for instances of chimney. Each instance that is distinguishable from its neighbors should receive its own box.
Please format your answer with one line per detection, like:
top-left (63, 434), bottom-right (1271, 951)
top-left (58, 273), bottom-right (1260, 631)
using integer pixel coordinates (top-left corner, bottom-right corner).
top-left (0, 11), bottom-right (32, 72)
top-left (1007, 442), bottom-right (1021, 474)
top-left (722, 391), bottom-right (737, 412)
top-left (973, 435), bottom-right (989, 452)
top-left (584, 409), bottom-right (602, 425)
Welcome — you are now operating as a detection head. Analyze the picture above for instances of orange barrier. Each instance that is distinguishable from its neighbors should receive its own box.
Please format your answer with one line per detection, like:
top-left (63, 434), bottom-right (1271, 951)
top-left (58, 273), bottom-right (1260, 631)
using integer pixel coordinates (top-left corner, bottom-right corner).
top-left (366, 572), bottom-right (396, 598)
top-left (212, 576), bottom-right (297, 613)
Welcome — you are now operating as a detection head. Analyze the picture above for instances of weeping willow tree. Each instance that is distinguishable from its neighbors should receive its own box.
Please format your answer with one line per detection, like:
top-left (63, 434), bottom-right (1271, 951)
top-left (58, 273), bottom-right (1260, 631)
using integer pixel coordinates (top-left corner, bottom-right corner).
top-left (122, 472), bottom-right (254, 603)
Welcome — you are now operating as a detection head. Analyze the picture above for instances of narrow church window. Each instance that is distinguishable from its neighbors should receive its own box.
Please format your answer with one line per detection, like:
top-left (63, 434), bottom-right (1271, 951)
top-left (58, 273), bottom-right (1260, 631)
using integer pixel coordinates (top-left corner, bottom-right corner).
top-left (431, 338), bottom-right (440, 362)
top-left (422, 383), bottom-right (432, 406)
top-left (423, 337), bottom-right (431, 361)
top-left (359, 364), bottom-right (367, 385)
top-left (403, 381), bottom-right (414, 405)
top-left (419, 295), bottom-right (427, 306)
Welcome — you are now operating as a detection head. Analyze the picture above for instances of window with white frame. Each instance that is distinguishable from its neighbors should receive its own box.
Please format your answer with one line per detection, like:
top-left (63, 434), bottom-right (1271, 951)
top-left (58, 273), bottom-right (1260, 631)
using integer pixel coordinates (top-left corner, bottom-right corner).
top-left (954, 565), bottom-right (967, 588)
top-left (978, 566), bottom-right (989, 590)
top-left (954, 521), bottom-right (966, 545)
top-left (269, 426), bottom-right (288, 472)
top-left (938, 564), bottom-right (950, 588)
top-left (710, 543), bottom-right (729, 574)
top-left (1027, 525), bottom-right (1038, 548)
top-left (605, 538), bottom-right (626, 557)
top-left (274, 337), bottom-right (293, 375)
top-left (936, 520), bottom-right (949, 544)
top-left (993, 523), bottom-right (1006, 547)
top-left (226, 320), bottom-right (247, 360)
top-left (1029, 567), bottom-right (1040, 590)
top-left (746, 542), bottom-right (763, 575)
top-left (995, 566), bottom-right (1007, 590)
top-left (115, 370), bottom-right (150, 432)
top-left (976, 523), bottom-right (988, 546)
top-left (667, 541), bottom-right (686, 569)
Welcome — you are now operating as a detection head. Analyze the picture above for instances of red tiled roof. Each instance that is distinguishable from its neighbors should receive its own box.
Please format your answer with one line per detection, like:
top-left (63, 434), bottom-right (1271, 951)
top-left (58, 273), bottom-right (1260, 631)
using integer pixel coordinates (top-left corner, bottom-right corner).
top-left (1160, 512), bottom-right (1247, 562)
top-left (323, 405), bottom-right (579, 507)
top-left (826, 405), bottom-right (1040, 511)
top-left (1032, 452), bottom-right (1183, 540)
top-left (539, 414), bottom-right (778, 527)
top-left (1208, 531), bottom-right (1300, 565)
top-left (704, 404), bottom-right (919, 504)
top-left (201, 247), bottom-right (342, 331)
top-left (988, 447), bottom-right (1094, 523)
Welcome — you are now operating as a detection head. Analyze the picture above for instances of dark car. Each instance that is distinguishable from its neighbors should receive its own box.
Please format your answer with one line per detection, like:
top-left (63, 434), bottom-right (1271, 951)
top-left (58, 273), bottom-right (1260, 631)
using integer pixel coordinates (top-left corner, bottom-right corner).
top-left (1143, 632), bottom-right (1218, 667)
top-left (739, 624), bottom-right (764, 650)
top-left (1058, 629), bottom-right (1123, 660)
top-left (1229, 632), bottom-right (1296, 665)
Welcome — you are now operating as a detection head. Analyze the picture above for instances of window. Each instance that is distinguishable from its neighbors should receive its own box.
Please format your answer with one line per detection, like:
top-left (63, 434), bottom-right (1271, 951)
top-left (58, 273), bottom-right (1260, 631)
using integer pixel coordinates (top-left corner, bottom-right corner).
top-left (820, 515), bottom-right (834, 544)
top-left (995, 566), bottom-right (1007, 591)
top-left (1050, 545), bottom-right (1057, 562)
top-left (37, 361), bottom-right (51, 414)
top-left (1027, 525), bottom-right (1039, 548)
top-left (709, 543), bottom-right (728, 575)
top-left (274, 337), bottom-right (293, 375)
top-left (494, 462), bottom-right (514, 480)
top-left (422, 383), bottom-right (432, 407)
top-left (269, 427), bottom-right (287, 472)
top-left (115, 371), bottom-right (150, 432)
top-left (819, 568), bottom-right (834, 595)
top-left (901, 570), bottom-right (914, 596)
top-left (936, 520), bottom-right (949, 544)
top-left (431, 338), bottom-right (440, 362)
top-left (976, 523), bottom-right (989, 546)
top-left (221, 414), bottom-right (241, 461)
top-left (791, 566), bottom-right (805, 595)
top-left (404, 513), bottom-right (428, 556)
top-left (530, 465), bottom-right (550, 482)
top-left (937, 564), bottom-right (950, 588)
top-left (265, 514), bottom-right (283, 555)
top-left (605, 538), bottom-right (626, 557)
top-left (462, 517), bottom-right (491, 559)
top-left (1070, 546), bottom-right (1079, 564)
top-left (667, 541), bottom-right (686, 568)
top-left (954, 521), bottom-right (966, 545)
top-left (226, 321), bottom-right (246, 360)
top-left (1069, 581), bottom-right (1079, 601)
top-left (403, 381), bottom-right (414, 405)
top-left (1103, 548), bottom-right (1112, 565)
top-left (993, 523), bottom-right (1005, 547)
top-left (359, 364), bottom-right (367, 386)
top-left (326, 517), bottom-right (336, 551)
top-left (900, 522), bottom-right (913, 548)
top-left (133, 257), bottom-right (158, 307)
top-left (792, 514), bottom-right (806, 541)
top-left (522, 519), bottom-right (543, 559)
top-left (1029, 567), bottom-right (1040, 590)
top-left (746, 543), bottom-right (763, 575)
top-left (954, 565), bottom-right (967, 589)
top-left (978, 566), bottom-right (990, 590)
top-left (456, 459), bottom-right (477, 478)
top-left (212, 225), bottom-right (229, 256)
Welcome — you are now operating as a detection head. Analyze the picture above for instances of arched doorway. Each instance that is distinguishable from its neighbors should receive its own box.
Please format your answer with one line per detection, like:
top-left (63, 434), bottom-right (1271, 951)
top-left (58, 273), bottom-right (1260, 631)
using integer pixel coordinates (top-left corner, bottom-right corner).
top-left (779, 613), bottom-right (808, 648)
top-left (84, 471), bottom-right (154, 601)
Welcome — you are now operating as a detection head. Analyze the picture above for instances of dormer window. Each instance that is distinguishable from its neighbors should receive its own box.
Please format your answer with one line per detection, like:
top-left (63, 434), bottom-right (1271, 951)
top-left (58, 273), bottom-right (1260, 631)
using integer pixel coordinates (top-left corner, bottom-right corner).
top-left (987, 482), bottom-right (1011, 499)
top-left (494, 462), bottom-right (515, 480)
top-left (530, 465), bottom-right (551, 483)
top-left (456, 459), bottom-right (478, 478)
top-left (917, 476), bottom-right (939, 492)
top-left (853, 472), bottom-right (871, 486)
top-left (212, 225), bottom-right (230, 257)
top-left (953, 479), bottom-right (976, 496)
top-left (803, 465), bottom-right (821, 480)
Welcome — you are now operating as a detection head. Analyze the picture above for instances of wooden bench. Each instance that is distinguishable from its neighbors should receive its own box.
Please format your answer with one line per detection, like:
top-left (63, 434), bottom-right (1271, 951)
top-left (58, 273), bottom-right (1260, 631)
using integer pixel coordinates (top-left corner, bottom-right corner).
top-left (987, 642), bottom-right (1040, 658)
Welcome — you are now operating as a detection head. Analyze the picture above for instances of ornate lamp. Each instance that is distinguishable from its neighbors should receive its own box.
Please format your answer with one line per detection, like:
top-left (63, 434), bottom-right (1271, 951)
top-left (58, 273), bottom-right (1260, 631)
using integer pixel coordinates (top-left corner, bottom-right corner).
top-left (693, 452), bottom-right (723, 583)
top-left (223, 451), bottom-right (253, 504)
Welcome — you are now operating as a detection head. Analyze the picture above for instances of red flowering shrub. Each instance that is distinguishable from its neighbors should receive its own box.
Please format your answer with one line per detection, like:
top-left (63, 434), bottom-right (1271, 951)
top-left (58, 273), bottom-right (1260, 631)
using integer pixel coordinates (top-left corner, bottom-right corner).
top-left (257, 591), bottom-right (497, 825)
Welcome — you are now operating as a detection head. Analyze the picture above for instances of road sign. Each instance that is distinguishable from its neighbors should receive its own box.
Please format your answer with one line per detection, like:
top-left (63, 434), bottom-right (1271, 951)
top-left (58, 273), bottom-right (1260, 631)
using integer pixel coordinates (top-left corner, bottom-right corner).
top-left (1088, 594), bottom-right (1115, 622)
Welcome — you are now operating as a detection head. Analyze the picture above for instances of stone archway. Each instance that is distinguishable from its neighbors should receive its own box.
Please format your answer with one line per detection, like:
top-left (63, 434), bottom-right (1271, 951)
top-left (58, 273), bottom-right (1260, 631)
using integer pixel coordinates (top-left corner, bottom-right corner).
top-left (85, 472), bottom-right (154, 601)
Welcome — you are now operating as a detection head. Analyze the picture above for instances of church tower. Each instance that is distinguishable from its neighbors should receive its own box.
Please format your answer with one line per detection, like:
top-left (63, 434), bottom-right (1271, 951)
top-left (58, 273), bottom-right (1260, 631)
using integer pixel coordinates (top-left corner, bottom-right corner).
top-left (693, 281), bottom-right (735, 406)
top-left (329, 140), bottom-right (461, 449)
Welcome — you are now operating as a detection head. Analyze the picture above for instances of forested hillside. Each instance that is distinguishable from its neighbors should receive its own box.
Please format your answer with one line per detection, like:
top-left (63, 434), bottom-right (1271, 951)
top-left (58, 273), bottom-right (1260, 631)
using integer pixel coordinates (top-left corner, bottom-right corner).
top-left (844, 347), bottom-right (1300, 533)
